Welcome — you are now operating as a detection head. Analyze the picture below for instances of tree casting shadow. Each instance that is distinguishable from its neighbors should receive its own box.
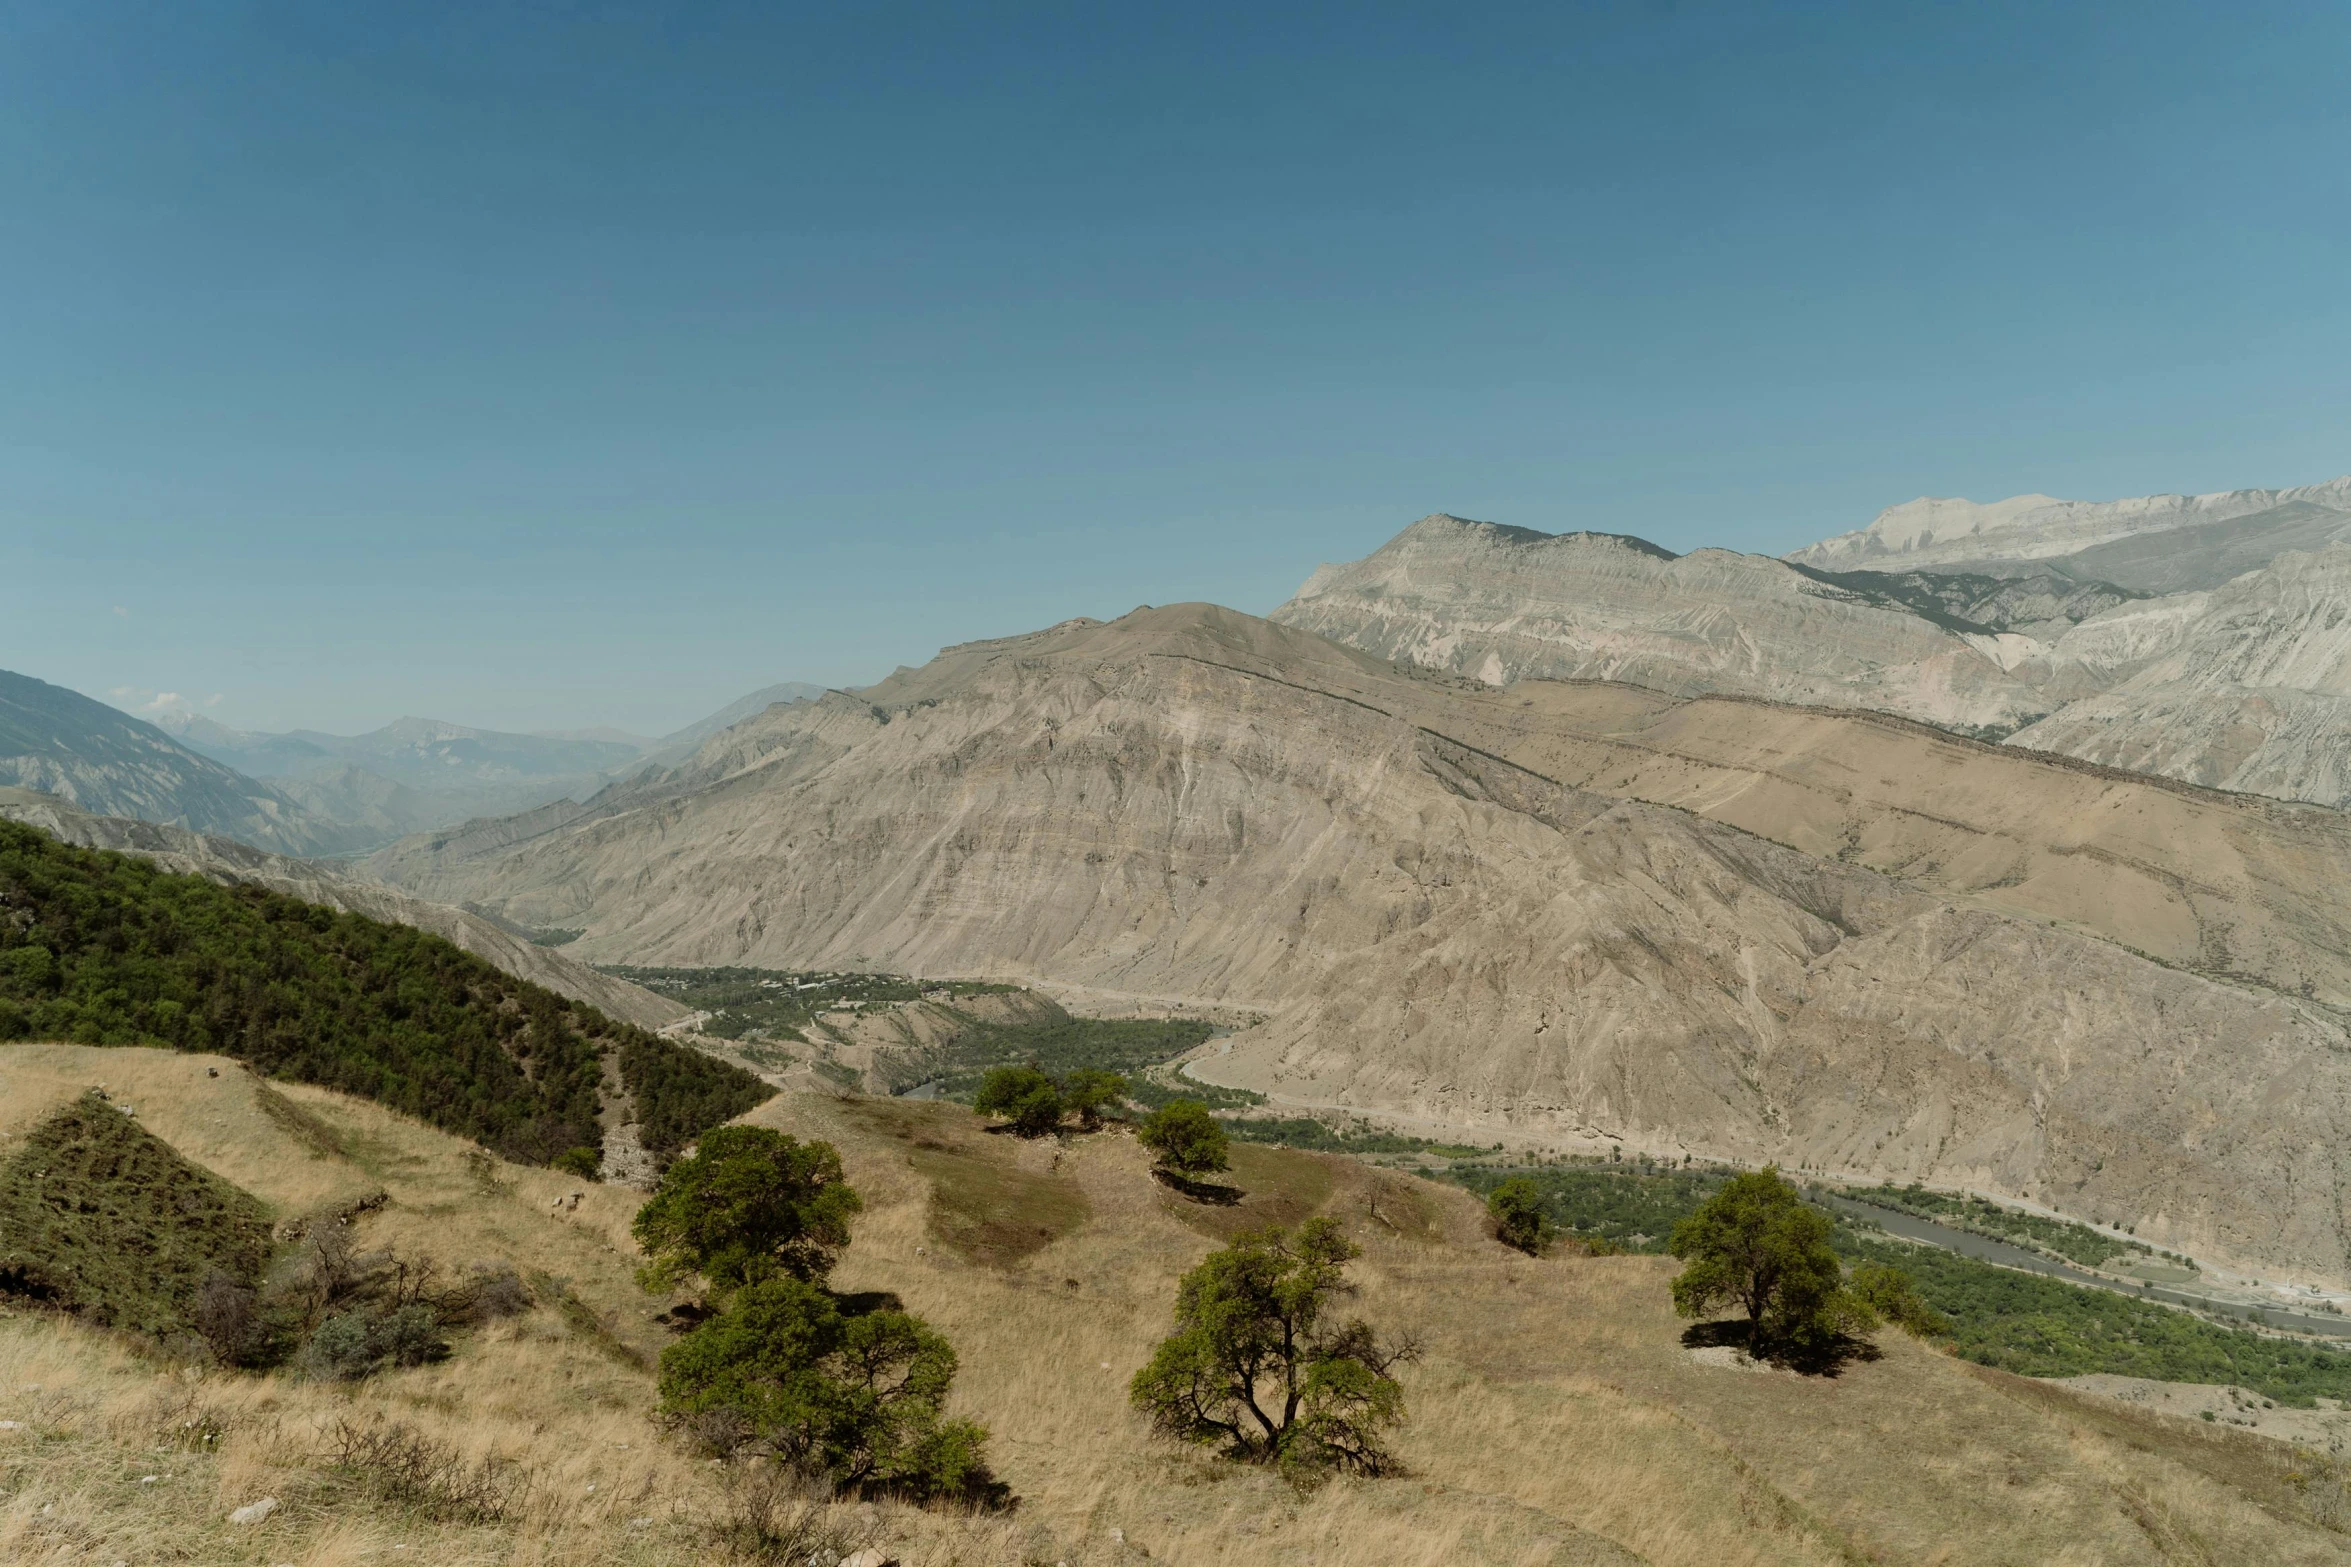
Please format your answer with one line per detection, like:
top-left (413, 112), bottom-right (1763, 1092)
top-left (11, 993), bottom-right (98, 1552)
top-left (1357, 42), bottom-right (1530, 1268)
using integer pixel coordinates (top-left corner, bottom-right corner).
top-left (1151, 1168), bottom-right (1243, 1205)
top-left (1680, 1318), bottom-right (1881, 1377)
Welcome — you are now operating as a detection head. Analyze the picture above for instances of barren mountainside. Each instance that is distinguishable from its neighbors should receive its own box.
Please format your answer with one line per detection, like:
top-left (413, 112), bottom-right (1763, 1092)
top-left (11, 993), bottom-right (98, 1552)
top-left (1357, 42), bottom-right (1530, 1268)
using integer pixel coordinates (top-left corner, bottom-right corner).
top-left (366, 605), bottom-right (2351, 1284)
top-left (1282, 508), bottom-right (2351, 808)
top-left (1787, 475), bottom-right (2351, 579)
top-left (1271, 514), bottom-right (2054, 735)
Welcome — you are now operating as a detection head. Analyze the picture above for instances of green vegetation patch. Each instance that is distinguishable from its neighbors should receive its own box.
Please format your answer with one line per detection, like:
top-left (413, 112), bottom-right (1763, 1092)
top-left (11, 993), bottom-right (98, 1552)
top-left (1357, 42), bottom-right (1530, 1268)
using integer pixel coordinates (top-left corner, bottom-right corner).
top-left (0, 1090), bottom-right (274, 1335)
top-left (0, 823), bottom-right (770, 1166)
top-left (1842, 1182), bottom-right (2175, 1270)
top-left (931, 1014), bottom-right (1218, 1102)
top-left (1448, 1162), bottom-right (1728, 1252)
top-left (1842, 1233), bottom-right (2351, 1406)
top-left (598, 966), bottom-right (1016, 1044)
top-left (1447, 1158), bottom-right (2351, 1404)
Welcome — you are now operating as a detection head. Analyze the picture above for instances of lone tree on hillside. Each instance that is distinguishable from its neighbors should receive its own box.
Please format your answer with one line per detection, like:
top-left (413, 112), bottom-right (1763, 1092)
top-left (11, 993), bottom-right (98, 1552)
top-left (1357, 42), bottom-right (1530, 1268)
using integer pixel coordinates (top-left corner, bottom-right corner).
top-left (1667, 1167), bottom-right (1858, 1354)
top-left (972, 1065), bottom-right (1066, 1137)
top-left (1486, 1177), bottom-right (1551, 1255)
top-left (1130, 1217), bottom-right (1417, 1475)
top-left (1060, 1068), bottom-right (1131, 1130)
top-left (632, 1125), bottom-right (862, 1296)
top-left (1138, 1099), bottom-right (1230, 1181)
top-left (635, 1130), bottom-right (1001, 1504)
top-left (658, 1274), bottom-right (995, 1500)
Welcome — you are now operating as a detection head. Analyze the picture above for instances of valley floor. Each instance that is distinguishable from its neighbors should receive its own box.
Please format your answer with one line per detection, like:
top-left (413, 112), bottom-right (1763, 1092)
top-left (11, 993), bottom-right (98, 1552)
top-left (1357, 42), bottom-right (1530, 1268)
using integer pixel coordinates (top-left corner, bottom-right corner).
top-left (1, 1044), bottom-right (2347, 1564)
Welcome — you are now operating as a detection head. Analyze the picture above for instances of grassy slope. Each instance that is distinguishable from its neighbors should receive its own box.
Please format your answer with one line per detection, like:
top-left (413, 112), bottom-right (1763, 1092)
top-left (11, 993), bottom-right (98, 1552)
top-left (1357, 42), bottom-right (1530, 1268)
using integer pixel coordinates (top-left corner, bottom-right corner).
top-left (3, 1047), bottom-right (2347, 1566)
top-left (0, 823), bottom-right (768, 1163)
top-left (0, 1090), bottom-right (273, 1335)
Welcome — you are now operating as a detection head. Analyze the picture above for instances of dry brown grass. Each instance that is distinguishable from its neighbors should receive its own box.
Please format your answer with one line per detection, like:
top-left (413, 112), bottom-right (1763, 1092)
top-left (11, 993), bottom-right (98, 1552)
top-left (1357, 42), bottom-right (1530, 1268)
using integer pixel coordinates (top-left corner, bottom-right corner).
top-left (4, 1044), bottom-right (2350, 1565)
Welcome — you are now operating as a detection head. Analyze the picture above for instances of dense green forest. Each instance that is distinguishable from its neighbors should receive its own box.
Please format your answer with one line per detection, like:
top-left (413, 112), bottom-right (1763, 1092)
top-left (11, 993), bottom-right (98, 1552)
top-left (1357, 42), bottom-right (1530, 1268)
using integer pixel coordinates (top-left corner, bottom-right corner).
top-left (0, 823), bottom-right (769, 1166)
top-left (1447, 1156), bottom-right (2351, 1405)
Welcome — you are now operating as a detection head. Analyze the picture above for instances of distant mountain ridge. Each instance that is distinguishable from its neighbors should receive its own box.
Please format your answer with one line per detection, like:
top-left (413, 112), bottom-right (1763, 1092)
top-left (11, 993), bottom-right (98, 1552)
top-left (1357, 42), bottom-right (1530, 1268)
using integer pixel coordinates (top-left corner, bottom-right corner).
top-left (1787, 475), bottom-right (2351, 583)
top-left (0, 670), bottom-right (356, 856)
top-left (153, 682), bottom-right (828, 849)
top-left (1277, 489), bottom-right (2351, 808)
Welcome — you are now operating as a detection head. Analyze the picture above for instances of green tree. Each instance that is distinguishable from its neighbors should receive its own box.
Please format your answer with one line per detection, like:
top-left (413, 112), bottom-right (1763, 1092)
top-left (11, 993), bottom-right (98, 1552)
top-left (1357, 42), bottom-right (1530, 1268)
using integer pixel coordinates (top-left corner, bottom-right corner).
top-left (632, 1126), bottom-right (861, 1295)
top-left (1667, 1167), bottom-right (1850, 1351)
top-left (1138, 1099), bottom-right (1230, 1180)
top-left (1130, 1218), bottom-right (1415, 1474)
top-left (1060, 1068), bottom-right (1130, 1130)
top-left (1486, 1177), bottom-right (1550, 1255)
top-left (972, 1065), bottom-right (1065, 1137)
top-left (1846, 1261), bottom-right (1948, 1338)
top-left (659, 1276), bottom-right (993, 1501)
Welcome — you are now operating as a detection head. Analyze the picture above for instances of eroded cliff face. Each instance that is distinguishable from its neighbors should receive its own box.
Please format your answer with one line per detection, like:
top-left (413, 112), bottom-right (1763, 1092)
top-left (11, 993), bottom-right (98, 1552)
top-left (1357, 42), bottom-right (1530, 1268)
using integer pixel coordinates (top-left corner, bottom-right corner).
top-left (2010, 547), bottom-right (2351, 807)
top-left (364, 605), bottom-right (2351, 1283)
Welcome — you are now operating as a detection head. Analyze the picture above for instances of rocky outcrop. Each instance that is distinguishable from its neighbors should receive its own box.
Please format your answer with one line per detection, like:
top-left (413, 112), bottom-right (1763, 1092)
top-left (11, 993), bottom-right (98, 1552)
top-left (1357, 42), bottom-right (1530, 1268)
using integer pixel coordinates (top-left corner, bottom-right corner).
top-left (0, 788), bottom-right (684, 1032)
top-left (364, 605), bottom-right (2351, 1283)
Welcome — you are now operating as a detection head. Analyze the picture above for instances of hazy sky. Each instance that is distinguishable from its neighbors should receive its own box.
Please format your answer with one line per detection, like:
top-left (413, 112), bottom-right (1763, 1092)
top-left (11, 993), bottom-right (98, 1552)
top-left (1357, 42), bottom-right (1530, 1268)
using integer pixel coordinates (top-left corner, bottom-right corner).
top-left (5, 2), bottom-right (2346, 736)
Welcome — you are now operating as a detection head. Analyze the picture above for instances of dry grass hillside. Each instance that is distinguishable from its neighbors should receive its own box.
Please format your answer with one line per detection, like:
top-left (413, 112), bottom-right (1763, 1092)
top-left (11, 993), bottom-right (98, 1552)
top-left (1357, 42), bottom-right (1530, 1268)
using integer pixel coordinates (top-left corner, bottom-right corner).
top-left (3, 1043), bottom-right (2348, 1566)
top-left (364, 606), bottom-right (2351, 1285)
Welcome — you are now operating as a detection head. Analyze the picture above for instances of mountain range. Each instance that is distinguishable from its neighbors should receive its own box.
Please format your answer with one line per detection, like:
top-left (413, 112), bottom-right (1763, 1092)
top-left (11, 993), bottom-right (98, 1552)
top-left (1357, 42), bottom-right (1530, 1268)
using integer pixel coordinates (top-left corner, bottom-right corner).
top-left (1278, 476), bottom-right (2351, 806)
top-left (19, 477), bottom-right (2351, 1289)
top-left (0, 678), bottom-right (828, 856)
top-left (354, 599), bottom-right (2351, 1285)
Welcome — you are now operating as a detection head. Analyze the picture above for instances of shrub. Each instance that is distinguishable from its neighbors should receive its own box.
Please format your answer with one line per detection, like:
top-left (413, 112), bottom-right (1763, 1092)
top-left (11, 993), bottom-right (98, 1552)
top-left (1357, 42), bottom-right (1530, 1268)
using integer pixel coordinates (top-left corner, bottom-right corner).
top-left (659, 1276), bottom-right (996, 1501)
top-left (551, 1146), bottom-right (602, 1180)
top-left (1668, 1167), bottom-right (1852, 1354)
top-left (1130, 1217), bottom-right (1416, 1476)
top-left (1487, 1177), bottom-right (1550, 1255)
top-left (972, 1066), bottom-right (1065, 1137)
top-left (325, 1416), bottom-right (532, 1523)
top-left (300, 1302), bottom-right (446, 1380)
top-left (632, 1126), bottom-right (862, 1296)
top-left (1138, 1099), bottom-right (1230, 1180)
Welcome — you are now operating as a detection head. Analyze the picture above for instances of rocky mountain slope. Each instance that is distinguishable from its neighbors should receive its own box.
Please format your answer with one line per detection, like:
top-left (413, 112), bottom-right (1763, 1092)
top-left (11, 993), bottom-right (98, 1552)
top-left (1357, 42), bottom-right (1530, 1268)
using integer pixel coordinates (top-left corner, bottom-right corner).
top-left (0, 786), bottom-right (684, 1032)
top-left (1787, 476), bottom-right (2351, 583)
top-left (0, 669), bottom-right (355, 856)
top-left (1282, 504), bottom-right (2351, 808)
top-left (1272, 515), bottom-right (2055, 736)
top-left (364, 605), bottom-right (2351, 1284)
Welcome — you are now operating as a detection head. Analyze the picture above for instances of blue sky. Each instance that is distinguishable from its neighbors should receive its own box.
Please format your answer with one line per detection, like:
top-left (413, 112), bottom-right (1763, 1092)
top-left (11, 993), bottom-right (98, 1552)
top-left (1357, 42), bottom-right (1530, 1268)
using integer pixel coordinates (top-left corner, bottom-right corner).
top-left (4, 1), bottom-right (2346, 736)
